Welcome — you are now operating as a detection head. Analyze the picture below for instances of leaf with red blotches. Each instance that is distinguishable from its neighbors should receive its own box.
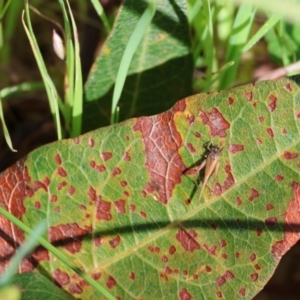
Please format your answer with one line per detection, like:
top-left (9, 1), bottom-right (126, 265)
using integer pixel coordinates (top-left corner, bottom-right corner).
top-left (1, 76), bottom-right (300, 299)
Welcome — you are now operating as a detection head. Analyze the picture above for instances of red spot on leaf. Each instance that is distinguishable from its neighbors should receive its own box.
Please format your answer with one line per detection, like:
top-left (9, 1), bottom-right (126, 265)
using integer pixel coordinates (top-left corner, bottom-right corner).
top-left (88, 187), bottom-right (96, 201)
top-left (245, 91), bottom-right (253, 101)
top-left (69, 284), bottom-right (82, 294)
top-left (95, 164), bottom-right (106, 172)
top-left (250, 273), bottom-right (258, 281)
top-left (265, 217), bottom-right (277, 227)
top-left (43, 177), bottom-right (50, 186)
top-left (220, 239), bottom-right (227, 247)
top-left (256, 229), bottom-right (262, 237)
top-left (106, 276), bottom-right (116, 289)
top-left (140, 211), bottom-right (147, 218)
top-left (275, 174), bottom-right (284, 181)
top-left (225, 270), bottom-right (234, 279)
top-left (239, 288), bottom-right (246, 297)
top-left (112, 167), bottom-right (121, 176)
top-left (268, 94), bottom-right (277, 112)
top-left (123, 191), bottom-right (130, 197)
top-left (285, 83), bottom-right (292, 91)
top-left (92, 272), bottom-right (101, 280)
top-left (123, 150), bottom-right (131, 161)
top-left (114, 199), bottom-right (126, 214)
top-left (96, 197), bottom-right (112, 221)
top-left (194, 131), bottom-right (201, 138)
top-left (94, 236), bottom-right (102, 247)
top-left (186, 143), bottom-right (196, 153)
top-left (250, 253), bottom-right (256, 262)
top-left (54, 206), bottom-right (60, 213)
top-left (182, 270), bottom-right (188, 276)
top-left (193, 275), bottom-right (198, 280)
top-left (79, 204), bottom-right (86, 211)
top-left (284, 151), bottom-right (298, 159)
top-left (297, 112), bottom-right (300, 119)
top-left (266, 128), bottom-right (274, 137)
top-left (282, 128), bottom-right (287, 134)
top-left (236, 197), bottom-right (242, 205)
top-left (34, 201), bottom-right (41, 209)
top-left (169, 245), bottom-right (176, 255)
top-left (155, 246), bottom-right (160, 253)
top-left (203, 244), bottom-right (217, 256)
top-left (179, 288), bottom-right (191, 300)
top-left (211, 224), bottom-right (217, 231)
top-left (88, 138), bottom-right (94, 147)
top-left (160, 272), bottom-right (169, 281)
top-left (53, 269), bottom-right (70, 286)
top-left (216, 291), bottom-right (222, 298)
top-left (228, 97), bottom-right (234, 105)
top-left (176, 228), bottom-right (200, 252)
top-left (249, 188), bottom-right (259, 201)
top-left (129, 272), bottom-right (135, 280)
top-left (165, 267), bottom-right (172, 274)
top-left (235, 252), bottom-right (240, 258)
top-left (102, 152), bottom-right (112, 161)
top-left (148, 245), bottom-right (154, 252)
top-left (90, 161), bottom-right (95, 168)
top-left (256, 138), bottom-right (262, 145)
top-left (129, 204), bottom-right (136, 212)
top-left (222, 253), bottom-right (228, 259)
top-left (57, 181), bottom-right (67, 190)
top-left (258, 116), bottom-right (264, 123)
top-left (200, 107), bottom-right (230, 137)
top-left (57, 167), bottom-right (67, 177)
top-left (55, 154), bottom-right (62, 165)
top-left (109, 236), bottom-right (121, 248)
top-left (266, 203), bottom-right (274, 211)
top-left (255, 264), bottom-right (261, 270)
top-left (206, 266), bottom-right (212, 273)
top-left (230, 144), bottom-right (244, 154)
top-left (187, 115), bottom-right (195, 124)
top-left (68, 186), bottom-right (75, 196)
top-left (161, 255), bottom-right (168, 262)
top-left (73, 137), bottom-right (79, 144)
top-left (216, 276), bottom-right (226, 286)
top-left (120, 180), bottom-right (127, 187)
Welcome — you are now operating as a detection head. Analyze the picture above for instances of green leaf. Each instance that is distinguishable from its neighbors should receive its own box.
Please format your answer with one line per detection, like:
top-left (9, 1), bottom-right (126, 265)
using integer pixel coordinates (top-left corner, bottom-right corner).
top-left (9, 273), bottom-right (75, 300)
top-left (0, 76), bottom-right (300, 299)
top-left (83, 0), bottom-right (193, 131)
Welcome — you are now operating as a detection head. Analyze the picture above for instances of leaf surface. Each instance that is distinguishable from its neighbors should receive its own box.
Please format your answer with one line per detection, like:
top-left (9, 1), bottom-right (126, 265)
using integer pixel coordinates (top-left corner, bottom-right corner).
top-left (83, 0), bottom-right (193, 131)
top-left (1, 76), bottom-right (300, 299)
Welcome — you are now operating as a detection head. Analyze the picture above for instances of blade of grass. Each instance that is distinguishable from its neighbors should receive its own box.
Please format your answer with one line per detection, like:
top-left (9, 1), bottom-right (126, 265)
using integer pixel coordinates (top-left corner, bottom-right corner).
top-left (111, 0), bottom-right (156, 124)
top-left (0, 82), bottom-right (44, 98)
top-left (218, 2), bottom-right (256, 89)
top-left (65, 0), bottom-right (83, 137)
top-left (0, 95), bottom-right (16, 152)
top-left (0, 205), bottom-right (115, 300)
top-left (22, 5), bottom-right (63, 140)
top-left (242, 13), bottom-right (281, 53)
top-left (90, 0), bottom-right (111, 34)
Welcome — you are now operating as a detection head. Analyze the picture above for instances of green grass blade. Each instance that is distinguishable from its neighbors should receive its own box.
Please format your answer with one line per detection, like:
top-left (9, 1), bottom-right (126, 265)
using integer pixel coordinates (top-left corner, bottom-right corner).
top-left (22, 5), bottom-right (63, 140)
top-left (0, 95), bottom-right (16, 152)
top-left (90, 0), bottom-right (111, 34)
top-left (111, 0), bottom-right (157, 124)
top-left (65, 0), bottom-right (83, 137)
top-left (242, 14), bottom-right (281, 53)
top-left (218, 2), bottom-right (256, 89)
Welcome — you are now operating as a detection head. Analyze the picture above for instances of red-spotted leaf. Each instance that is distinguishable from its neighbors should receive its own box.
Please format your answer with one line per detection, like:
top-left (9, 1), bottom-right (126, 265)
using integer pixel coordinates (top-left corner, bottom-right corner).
top-left (1, 76), bottom-right (300, 299)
